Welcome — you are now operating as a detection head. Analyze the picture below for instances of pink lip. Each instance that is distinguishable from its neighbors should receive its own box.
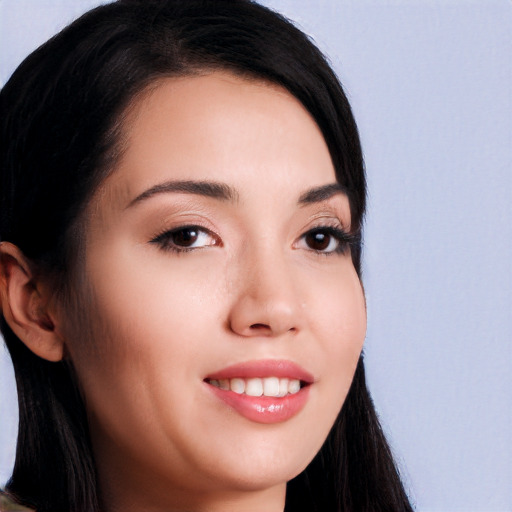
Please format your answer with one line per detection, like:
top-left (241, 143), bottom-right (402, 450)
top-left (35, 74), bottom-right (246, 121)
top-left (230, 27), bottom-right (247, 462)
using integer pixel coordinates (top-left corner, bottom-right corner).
top-left (204, 360), bottom-right (313, 424)
top-left (205, 359), bottom-right (314, 383)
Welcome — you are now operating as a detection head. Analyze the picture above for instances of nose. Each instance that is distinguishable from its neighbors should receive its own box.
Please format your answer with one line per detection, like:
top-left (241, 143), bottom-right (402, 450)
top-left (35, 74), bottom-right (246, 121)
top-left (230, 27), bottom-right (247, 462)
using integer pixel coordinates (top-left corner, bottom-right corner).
top-left (227, 247), bottom-right (302, 338)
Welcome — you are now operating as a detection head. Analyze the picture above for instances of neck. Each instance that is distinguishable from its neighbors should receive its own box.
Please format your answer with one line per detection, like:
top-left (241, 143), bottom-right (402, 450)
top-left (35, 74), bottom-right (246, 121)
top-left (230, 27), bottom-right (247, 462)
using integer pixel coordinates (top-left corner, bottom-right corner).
top-left (99, 473), bottom-right (286, 512)
top-left (93, 433), bottom-right (286, 512)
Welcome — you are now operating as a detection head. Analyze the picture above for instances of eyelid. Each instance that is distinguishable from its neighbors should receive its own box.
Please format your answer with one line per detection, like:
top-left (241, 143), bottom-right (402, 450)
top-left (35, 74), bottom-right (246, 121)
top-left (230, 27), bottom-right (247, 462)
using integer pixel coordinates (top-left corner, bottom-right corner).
top-left (300, 214), bottom-right (349, 235)
top-left (305, 208), bottom-right (350, 227)
top-left (146, 209), bottom-right (221, 244)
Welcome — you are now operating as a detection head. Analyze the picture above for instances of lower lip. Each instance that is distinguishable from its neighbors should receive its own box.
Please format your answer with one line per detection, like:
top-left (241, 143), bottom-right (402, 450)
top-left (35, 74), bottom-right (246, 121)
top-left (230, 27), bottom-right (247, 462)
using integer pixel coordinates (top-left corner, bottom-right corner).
top-left (206, 383), bottom-right (310, 424)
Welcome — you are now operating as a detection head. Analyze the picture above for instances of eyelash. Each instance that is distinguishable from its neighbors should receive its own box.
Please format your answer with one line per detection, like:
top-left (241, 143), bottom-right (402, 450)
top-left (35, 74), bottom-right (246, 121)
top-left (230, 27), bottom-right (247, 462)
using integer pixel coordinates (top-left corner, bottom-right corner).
top-left (150, 223), bottom-right (353, 255)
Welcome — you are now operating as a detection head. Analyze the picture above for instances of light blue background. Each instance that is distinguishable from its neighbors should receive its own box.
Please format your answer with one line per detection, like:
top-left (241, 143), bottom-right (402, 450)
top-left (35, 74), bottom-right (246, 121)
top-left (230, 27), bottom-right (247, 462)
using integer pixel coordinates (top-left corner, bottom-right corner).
top-left (1, 1), bottom-right (511, 510)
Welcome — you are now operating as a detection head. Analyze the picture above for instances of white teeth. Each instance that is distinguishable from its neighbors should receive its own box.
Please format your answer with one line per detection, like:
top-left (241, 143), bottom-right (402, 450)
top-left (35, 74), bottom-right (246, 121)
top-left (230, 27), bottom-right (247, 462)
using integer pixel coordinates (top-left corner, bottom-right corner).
top-left (288, 379), bottom-right (301, 394)
top-left (230, 378), bottom-right (245, 394)
top-left (245, 378), bottom-right (263, 397)
top-left (278, 378), bottom-right (289, 397)
top-left (209, 377), bottom-right (302, 396)
top-left (263, 377), bottom-right (280, 397)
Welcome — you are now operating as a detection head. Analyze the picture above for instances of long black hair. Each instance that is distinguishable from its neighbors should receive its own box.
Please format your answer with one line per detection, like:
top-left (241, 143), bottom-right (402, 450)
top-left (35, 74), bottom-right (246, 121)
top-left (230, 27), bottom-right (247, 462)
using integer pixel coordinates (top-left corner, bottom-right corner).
top-left (0, 1), bottom-right (413, 510)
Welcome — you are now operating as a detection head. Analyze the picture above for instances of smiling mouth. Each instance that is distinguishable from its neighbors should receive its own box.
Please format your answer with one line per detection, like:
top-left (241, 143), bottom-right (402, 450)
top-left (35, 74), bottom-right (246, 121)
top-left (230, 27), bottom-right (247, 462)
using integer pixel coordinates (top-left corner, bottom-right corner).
top-left (203, 359), bottom-right (314, 423)
top-left (205, 377), bottom-right (308, 397)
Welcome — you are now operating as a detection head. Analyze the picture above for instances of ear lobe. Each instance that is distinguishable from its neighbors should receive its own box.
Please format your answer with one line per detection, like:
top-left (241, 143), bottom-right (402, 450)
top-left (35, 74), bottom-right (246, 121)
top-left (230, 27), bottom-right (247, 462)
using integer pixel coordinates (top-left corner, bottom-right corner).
top-left (0, 242), bottom-right (64, 362)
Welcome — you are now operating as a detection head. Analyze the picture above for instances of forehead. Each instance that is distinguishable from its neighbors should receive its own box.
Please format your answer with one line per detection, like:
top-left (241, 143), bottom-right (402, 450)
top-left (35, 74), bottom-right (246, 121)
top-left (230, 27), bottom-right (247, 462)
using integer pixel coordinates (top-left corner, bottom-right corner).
top-left (94, 72), bottom-right (337, 211)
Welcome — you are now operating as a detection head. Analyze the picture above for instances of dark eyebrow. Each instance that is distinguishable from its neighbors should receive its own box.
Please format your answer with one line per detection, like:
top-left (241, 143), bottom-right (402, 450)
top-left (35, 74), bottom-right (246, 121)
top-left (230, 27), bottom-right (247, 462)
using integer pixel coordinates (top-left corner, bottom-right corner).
top-left (298, 183), bottom-right (346, 205)
top-left (126, 180), bottom-right (239, 208)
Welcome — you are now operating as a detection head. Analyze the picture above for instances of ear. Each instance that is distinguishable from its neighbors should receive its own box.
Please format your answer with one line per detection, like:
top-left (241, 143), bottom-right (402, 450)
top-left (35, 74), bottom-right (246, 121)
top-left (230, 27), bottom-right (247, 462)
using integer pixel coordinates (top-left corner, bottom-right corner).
top-left (0, 242), bottom-right (64, 362)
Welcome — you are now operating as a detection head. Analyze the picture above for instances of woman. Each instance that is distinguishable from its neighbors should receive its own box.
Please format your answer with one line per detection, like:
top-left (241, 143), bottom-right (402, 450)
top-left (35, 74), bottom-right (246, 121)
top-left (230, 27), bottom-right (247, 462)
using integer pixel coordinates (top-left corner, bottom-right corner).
top-left (0, 1), bottom-right (413, 511)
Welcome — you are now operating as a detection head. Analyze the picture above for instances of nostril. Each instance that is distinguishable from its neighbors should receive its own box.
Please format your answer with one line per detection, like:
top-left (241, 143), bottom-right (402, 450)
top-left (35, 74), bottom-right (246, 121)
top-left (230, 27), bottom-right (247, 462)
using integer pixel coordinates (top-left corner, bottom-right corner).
top-left (250, 323), bottom-right (270, 330)
top-left (250, 323), bottom-right (298, 332)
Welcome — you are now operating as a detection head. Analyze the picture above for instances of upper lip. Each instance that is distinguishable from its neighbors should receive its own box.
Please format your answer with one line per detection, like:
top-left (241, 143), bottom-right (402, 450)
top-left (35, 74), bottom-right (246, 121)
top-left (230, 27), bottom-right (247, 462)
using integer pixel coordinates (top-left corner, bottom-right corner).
top-left (204, 359), bottom-right (315, 383)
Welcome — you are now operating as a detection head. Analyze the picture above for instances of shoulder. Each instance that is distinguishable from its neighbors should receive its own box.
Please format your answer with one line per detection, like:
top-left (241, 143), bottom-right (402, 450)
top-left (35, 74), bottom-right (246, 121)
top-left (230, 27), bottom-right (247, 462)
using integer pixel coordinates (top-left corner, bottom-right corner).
top-left (0, 491), bottom-right (35, 512)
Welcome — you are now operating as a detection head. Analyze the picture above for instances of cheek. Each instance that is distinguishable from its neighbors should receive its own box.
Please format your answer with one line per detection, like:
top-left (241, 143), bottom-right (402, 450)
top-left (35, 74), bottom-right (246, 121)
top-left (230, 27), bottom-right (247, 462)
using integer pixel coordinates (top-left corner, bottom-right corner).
top-left (309, 262), bottom-right (366, 352)
top-left (61, 255), bottom-right (220, 469)
top-left (65, 246), bottom-right (224, 398)
top-left (309, 265), bottom-right (366, 399)
top-left (335, 271), bottom-right (366, 379)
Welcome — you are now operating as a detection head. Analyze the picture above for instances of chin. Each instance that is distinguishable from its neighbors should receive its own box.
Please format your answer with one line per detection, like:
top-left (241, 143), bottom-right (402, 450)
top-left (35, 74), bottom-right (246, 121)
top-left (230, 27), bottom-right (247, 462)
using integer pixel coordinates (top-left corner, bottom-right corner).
top-left (201, 438), bottom-right (315, 493)
top-left (214, 464), bottom-right (302, 493)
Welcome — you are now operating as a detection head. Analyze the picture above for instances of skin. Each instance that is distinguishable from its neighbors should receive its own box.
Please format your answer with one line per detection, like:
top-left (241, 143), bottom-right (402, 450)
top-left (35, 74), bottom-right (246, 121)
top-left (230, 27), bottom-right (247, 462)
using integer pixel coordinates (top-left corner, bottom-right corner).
top-left (2, 72), bottom-right (367, 512)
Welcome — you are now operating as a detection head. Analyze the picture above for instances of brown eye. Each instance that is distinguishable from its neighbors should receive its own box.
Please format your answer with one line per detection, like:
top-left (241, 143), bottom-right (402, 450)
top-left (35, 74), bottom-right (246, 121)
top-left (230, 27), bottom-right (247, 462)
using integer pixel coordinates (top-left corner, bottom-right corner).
top-left (297, 226), bottom-right (351, 255)
top-left (172, 228), bottom-right (199, 247)
top-left (151, 225), bottom-right (218, 253)
top-left (305, 231), bottom-right (332, 251)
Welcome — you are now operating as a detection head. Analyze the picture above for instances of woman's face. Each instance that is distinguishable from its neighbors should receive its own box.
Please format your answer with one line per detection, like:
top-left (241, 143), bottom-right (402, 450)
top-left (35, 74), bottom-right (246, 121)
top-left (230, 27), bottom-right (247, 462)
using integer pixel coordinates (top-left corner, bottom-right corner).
top-left (62, 72), bottom-right (366, 509)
